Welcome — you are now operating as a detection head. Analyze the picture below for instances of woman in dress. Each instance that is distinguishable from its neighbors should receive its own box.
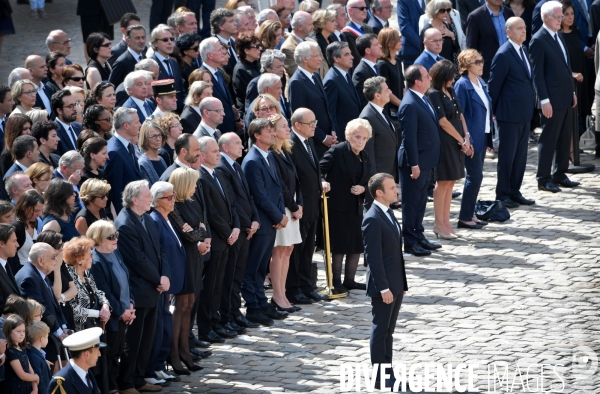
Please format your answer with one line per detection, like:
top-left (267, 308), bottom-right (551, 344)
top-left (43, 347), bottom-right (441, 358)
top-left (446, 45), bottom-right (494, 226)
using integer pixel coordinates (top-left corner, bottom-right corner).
top-left (312, 9), bottom-right (337, 68)
top-left (41, 178), bottom-right (80, 241)
top-left (180, 81), bottom-right (213, 135)
top-left (1, 113), bottom-right (32, 174)
top-left (319, 119), bottom-right (371, 292)
top-left (258, 20), bottom-right (283, 51)
top-left (62, 64), bottom-right (86, 89)
top-left (85, 32), bottom-right (112, 90)
top-left (422, 0), bottom-right (461, 77)
top-left (12, 189), bottom-right (44, 269)
top-left (10, 80), bottom-right (37, 117)
top-left (45, 51), bottom-right (67, 93)
top-left (269, 114), bottom-right (302, 312)
top-left (86, 82), bottom-right (116, 114)
top-left (27, 163), bottom-right (52, 196)
top-left (377, 28), bottom-right (405, 124)
top-left (82, 104), bottom-right (113, 140)
top-left (79, 137), bottom-right (108, 185)
top-left (176, 33), bottom-right (201, 88)
top-left (138, 119), bottom-right (168, 186)
top-left (167, 169), bottom-right (209, 373)
top-left (454, 49), bottom-right (492, 230)
top-left (75, 179), bottom-right (110, 235)
top-left (157, 112), bottom-right (183, 167)
top-left (428, 60), bottom-right (470, 239)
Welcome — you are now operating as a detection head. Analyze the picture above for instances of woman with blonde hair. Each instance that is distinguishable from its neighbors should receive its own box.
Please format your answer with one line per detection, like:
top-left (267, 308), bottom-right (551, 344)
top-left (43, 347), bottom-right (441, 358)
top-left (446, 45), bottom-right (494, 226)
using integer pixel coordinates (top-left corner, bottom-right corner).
top-left (258, 20), bottom-right (283, 51)
top-left (180, 81), bottom-right (213, 134)
top-left (299, 0), bottom-right (320, 14)
top-left (26, 162), bottom-right (52, 195)
top-left (377, 28), bottom-right (405, 122)
top-left (75, 178), bottom-right (111, 235)
top-left (10, 80), bottom-right (37, 116)
top-left (138, 120), bottom-right (168, 186)
top-left (156, 112), bottom-right (183, 167)
top-left (312, 9), bottom-right (338, 68)
top-left (245, 93), bottom-right (281, 130)
top-left (25, 109), bottom-right (48, 126)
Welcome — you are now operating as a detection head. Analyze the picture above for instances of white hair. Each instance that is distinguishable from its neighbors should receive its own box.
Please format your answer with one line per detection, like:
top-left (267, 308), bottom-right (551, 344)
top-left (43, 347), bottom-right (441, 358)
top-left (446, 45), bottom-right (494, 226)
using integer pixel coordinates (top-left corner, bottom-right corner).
top-left (122, 180), bottom-right (149, 209)
top-left (294, 41), bottom-right (318, 66)
top-left (257, 9), bottom-right (277, 24)
top-left (199, 37), bottom-right (220, 63)
top-left (257, 73), bottom-right (281, 93)
top-left (150, 181), bottom-right (174, 207)
top-left (291, 11), bottom-right (311, 31)
top-left (541, 1), bottom-right (562, 18)
top-left (8, 68), bottom-right (30, 87)
top-left (58, 151), bottom-right (84, 169)
top-left (135, 58), bottom-right (159, 72)
top-left (124, 70), bottom-right (151, 91)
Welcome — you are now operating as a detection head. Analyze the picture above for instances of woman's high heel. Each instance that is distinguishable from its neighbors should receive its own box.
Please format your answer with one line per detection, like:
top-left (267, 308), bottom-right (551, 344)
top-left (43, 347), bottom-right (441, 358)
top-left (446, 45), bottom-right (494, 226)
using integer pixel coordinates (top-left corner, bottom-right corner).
top-left (271, 298), bottom-right (297, 313)
top-left (433, 225), bottom-right (458, 240)
top-left (166, 359), bottom-right (191, 375)
top-left (180, 357), bottom-right (204, 372)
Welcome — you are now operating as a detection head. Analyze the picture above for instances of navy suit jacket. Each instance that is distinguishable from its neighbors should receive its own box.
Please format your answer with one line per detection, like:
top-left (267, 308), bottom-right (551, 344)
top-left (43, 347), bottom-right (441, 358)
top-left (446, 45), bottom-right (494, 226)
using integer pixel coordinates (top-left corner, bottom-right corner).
top-left (360, 103), bottom-right (399, 181)
top-left (488, 41), bottom-right (536, 123)
top-left (180, 105), bottom-right (202, 134)
top-left (352, 60), bottom-right (378, 109)
top-left (122, 96), bottom-right (156, 123)
top-left (34, 84), bottom-right (55, 116)
top-left (48, 362), bottom-right (99, 394)
top-left (28, 347), bottom-right (51, 394)
top-left (241, 146), bottom-right (284, 235)
top-left (0, 260), bottom-right (19, 313)
top-left (323, 67), bottom-right (362, 142)
top-left (398, 89), bottom-right (441, 170)
top-left (150, 209), bottom-right (186, 295)
top-left (413, 51), bottom-right (439, 71)
top-left (104, 136), bottom-right (142, 213)
top-left (109, 49), bottom-right (139, 87)
top-left (367, 16), bottom-right (387, 35)
top-left (454, 75), bottom-right (493, 153)
top-left (115, 82), bottom-right (129, 107)
top-left (362, 203), bottom-right (408, 298)
top-left (108, 39), bottom-right (128, 66)
top-left (54, 121), bottom-right (82, 155)
top-left (3, 162), bottom-right (24, 180)
top-left (200, 65), bottom-right (236, 133)
top-left (397, 0), bottom-right (424, 60)
top-left (151, 53), bottom-right (186, 113)
top-left (533, 0), bottom-right (588, 46)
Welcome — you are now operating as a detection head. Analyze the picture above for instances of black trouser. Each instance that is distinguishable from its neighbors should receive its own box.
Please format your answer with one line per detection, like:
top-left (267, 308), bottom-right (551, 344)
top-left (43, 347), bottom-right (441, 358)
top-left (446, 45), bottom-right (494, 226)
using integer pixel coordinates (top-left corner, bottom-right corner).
top-left (118, 306), bottom-right (158, 389)
top-left (286, 219), bottom-right (318, 298)
top-left (197, 247), bottom-right (229, 333)
top-left (220, 234), bottom-right (250, 322)
top-left (495, 120), bottom-right (530, 201)
top-left (537, 107), bottom-right (573, 183)
top-left (106, 320), bottom-right (127, 391)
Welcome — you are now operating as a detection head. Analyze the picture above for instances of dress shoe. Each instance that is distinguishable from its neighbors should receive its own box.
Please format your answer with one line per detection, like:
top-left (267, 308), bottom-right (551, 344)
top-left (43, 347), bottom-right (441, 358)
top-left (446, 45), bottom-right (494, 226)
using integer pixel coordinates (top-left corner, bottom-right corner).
top-left (500, 198), bottom-right (519, 208)
top-left (452, 191), bottom-right (462, 199)
top-left (224, 321), bottom-right (247, 334)
top-left (144, 378), bottom-right (167, 386)
top-left (432, 225), bottom-right (458, 240)
top-left (290, 305), bottom-right (302, 312)
top-left (343, 281), bottom-right (366, 290)
top-left (511, 195), bottom-right (535, 205)
top-left (189, 348), bottom-right (202, 361)
top-left (457, 220), bottom-right (482, 229)
top-left (271, 298), bottom-right (297, 313)
top-left (155, 370), bottom-right (180, 382)
top-left (389, 201), bottom-right (402, 210)
top-left (180, 357), bottom-right (204, 372)
top-left (304, 290), bottom-right (329, 301)
top-left (213, 326), bottom-right (237, 339)
top-left (404, 244), bottom-right (431, 256)
top-left (135, 383), bottom-right (162, 392)
top-left (419, 239), bottom-right (442, 250)
top-left (190, 337), bottom-right (211, 349)
top-left (198, 330), bottom-right (225, 343)
top-left (538, 181), bottom-right (561, 193)
top-left (245, 308), bottom-right (274, 326)
top-left (262, 304), bottom-right (288, 320)
top-left (476, 220), bottom-right (488, 226)
top-left (555, 178), bottom-right (580, 187)
top-left (288, 293), bottom-right (314, 304)
top-left (234, 315), bottom-right (260, 328)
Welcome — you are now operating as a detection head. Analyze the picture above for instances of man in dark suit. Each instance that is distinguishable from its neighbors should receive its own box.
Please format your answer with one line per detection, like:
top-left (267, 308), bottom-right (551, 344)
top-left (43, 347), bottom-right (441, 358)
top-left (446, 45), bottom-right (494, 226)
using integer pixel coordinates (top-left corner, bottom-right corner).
top-left (534, 0), bottom-right (592, 49)
top-left (108, 13), bottom-right (143, 66)
top-left (216, 133), bottom-right (261, 331)
top-left (465, 0), bottom-right (514, 80)
top-left (244, 49), bottom-right (287, 114)
top-left (197, 136), bottom-right (240, 342)
top-left (323, 42), bottom-right (362, 142)
top-left (159, 134), bottom-right (203, 182)
top-left (241, 119), bottom-right (288, 326)
top-left (50, 90), bottom-right (83, 156)
top-left (288, 41), bottom-right (337, 159)
top-left (193, 97), bottom-right (224, 140)
top-left (31, 120), bottom-right (60, 168)
top-left (3, 136), bottom-right (39, 180)
top-left (342, 0), bottom-right (375, 69)
top-left (115, 180), bottom-right (170, 393)
top-left (149, 24), bottom-right (186, 113)
top-left (24, 55), bottom-right (53, 117)
top-left (52, 151), bottom-right (85, 213)
top-left (368, 0), bottom-right (393, 34)
top-left (414, 28), bottom-right (445, 71)
top-left (457, 0), bottom-right (484, 30)
top-left (199, 37), bottom-right (238, 134)
top-left (397, 0), bottom-right (425, 68)
top-left (211, 9), bottom-right (239, 79)
top-left (488, 17), bottom-right (537, 207)
top-left (353, 34), bottom-right (383, 109)
top-left (361, 77), bottom-right (399, 182)
top-left (362, 173), bottom-right (408, 391)
top-left (104, 108), bottom-right (143, 213)
top-left (121, 71), bottom-right (157, 123)
top-left (530, 1), bottom-right (581, 192)
top-left (109, 25), bottom-right (148, 88)
top-left (398, 65), bottom-right (441, 256)
top-left (0, 224), bottom-right (19, 312)
top-left (287, 109), bottom-right (332, 304)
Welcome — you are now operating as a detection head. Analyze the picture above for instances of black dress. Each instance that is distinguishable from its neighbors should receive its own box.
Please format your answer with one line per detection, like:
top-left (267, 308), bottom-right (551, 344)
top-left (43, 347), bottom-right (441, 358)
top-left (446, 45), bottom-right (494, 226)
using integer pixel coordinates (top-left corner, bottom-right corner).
top-left (47, 263), bottom-right (76, 331)
top-left (75, 206), bottom-right (108, 229)
top-left (159, 145), bottom-right (175, 167)
top-left (5, 348), bottom-right (32, 394)
top-left (562, 27), bottom-right (590, 121)
top-left (85, 59), bottom-right (112, 85)
top-left (428, 88), bottom-right (466, 181)
top-left (80, 168), bottom-right (106, 185)
top-left (377, 58), bottom-right (405, 120)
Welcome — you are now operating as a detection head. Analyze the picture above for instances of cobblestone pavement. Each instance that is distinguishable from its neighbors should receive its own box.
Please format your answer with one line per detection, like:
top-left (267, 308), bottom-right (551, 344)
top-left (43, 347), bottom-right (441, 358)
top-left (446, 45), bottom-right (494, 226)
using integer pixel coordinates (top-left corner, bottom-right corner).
top-left (2, 1), bottom-right (600, 393)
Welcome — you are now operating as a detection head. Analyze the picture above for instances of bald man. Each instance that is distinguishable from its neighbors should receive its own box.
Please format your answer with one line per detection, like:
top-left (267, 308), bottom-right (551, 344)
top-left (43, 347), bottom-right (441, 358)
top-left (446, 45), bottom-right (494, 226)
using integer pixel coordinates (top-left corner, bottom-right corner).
top-left (194, 97), bottom-right (225, 140)
top-left (46, 30), bottom-right (73, 64)
top-left (24, 55), bottom-right (53, 116)
top-left (413, 28), bottom-right (444, 71)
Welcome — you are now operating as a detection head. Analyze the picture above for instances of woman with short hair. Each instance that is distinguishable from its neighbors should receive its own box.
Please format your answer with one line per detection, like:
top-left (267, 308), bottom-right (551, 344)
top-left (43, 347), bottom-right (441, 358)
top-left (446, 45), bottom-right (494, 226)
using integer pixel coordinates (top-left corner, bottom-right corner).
top-left (233, 33), bottom-right (263, 113)
top-left (176, 33), bottom-right (201, 88)
top-left (312, 9), bottom-right (337, 68)
top-left (85, 32), bottom-right (113, 89)
top-left (10, 80), bottom-right (37, 117)
top-left (156, 113), bottom-right (183, 167)
top-left (62, 64), bottom-right (86, 89)
top-left (26, 163), bottom-right (53, 196)
top-left (40, 178), bottom-right (80, 241)
top-left (75, 178), bottom-right (111, 235)
top-left (138, 120), bottom-right (168, 186)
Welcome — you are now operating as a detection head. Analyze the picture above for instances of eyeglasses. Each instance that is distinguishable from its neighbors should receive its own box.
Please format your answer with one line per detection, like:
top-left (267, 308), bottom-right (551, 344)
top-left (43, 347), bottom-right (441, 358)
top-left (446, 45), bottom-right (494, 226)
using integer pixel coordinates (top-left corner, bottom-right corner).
top-left (428, 39), bottom-right (444, 43)
top-left (106, 232), bottom-right (119, 241)
top-left (99, 117), bottom-right (113, 122)
top-left (298, 120), bottom-right (318, 127)
top-left (351, 6), bottom-right (368, 10)
top-left (438, 8), bottom-right (452, 13)
top-left (56, 39), bottom-right (72, 46)
top-left (170, 123), bottom-right (182, 128)
top-left (22, 90), bottom-right (37, 96)
top-left (207, 109), bottom-right (225, 114)
top-left (551, 15), bottom-right (565, 21)
top-left (159, 192), bottom-right (177, 201)
top-left (63, 103), bottom-right (77, 110)
top-left (258, 105), bottom-right (277, 112)
top-left (470, 59), bottom-right (484, 65)
top-left (99, 42), bottom-right (112, 47)
top-left (158, 37), bottom-right (175, 42)
top-left (190, 46), bottom-right (199, 51)
top-left (249, 44), bottom-right (262, 49)
top-left (149, 133), bottom-right (163, 140)
top-left (68, 77), bottom-right (85, 82)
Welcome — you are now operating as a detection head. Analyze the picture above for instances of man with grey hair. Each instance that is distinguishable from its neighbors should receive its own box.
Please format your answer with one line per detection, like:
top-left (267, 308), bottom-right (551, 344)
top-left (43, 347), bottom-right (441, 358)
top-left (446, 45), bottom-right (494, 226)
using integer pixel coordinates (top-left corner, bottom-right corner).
top-left (245, 49), bottom-right (287, 111)
top-left (194, 97), bottom-right (225, 139)
top-left (175, 11), bottom-right (199, 35)
top-left (368, 0), bottom-right (392, 34)
top-left (105, 108), bottom-right (143, 213)
top-left (114, 179), bottom-right (170, 393)
top-left (244, 73), bottom-right (285, 131)
top-left (7, 68), bottom-right (32, 88)
top-left (288, 41), bottom-right (337, 159)
top-left (109, 25), bottom-right (148, 87)
top-left (53, 151), bottom-right (85, 211)
top-left (239, 6), bottom-right (257, 31)
top-left (46, 30), bottom-right (73, 64)
top-left (5, 172), bottom-right (32, 204)
top-left (150, 24), bottom-right (186, 113)
top-left (212, 8), bottom-right (239, 75)
top-left (281, 11), bottom-right (317, 80)
top-left (256, 9), bottom-right (278, 28)
top-left (234, 10), bottom-right (252, 34)
top-left (122, 70), bottom-right (157, 122)
top-left (115, 59), bottom-right (160, 107)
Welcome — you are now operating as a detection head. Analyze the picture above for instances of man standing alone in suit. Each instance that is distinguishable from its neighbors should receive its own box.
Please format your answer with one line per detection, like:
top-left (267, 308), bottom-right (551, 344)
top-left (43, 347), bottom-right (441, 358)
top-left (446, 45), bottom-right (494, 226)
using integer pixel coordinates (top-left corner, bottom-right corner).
top-left (488, 17), bottom-right (537, 207)
top-left (362, 173), bottom-right (408, 391)
top-left (529, 1), bottom-right (580, 192)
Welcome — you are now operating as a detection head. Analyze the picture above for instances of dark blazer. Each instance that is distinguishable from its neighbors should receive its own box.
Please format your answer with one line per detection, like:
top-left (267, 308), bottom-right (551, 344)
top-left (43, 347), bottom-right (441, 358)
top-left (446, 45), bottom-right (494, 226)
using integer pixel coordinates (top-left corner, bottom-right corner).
top-left (180, 105), bottom-right (202, 134)
top-left (138, 153), bottom-right (167, 187)
top-left (151, 53), bottom-right (186, 113)
top-left (215, 155), bottom-right (259, 231)
top-left (456, 0), bottom-right (481, 30)
top-left (54, 121), bottom-right (83, 156)
top-left (108, 39), bottom-right (128, 67)
top-left (34, 84), bottom-right (55, 116)
top-left (360, 103), bottom-right (399, 180)
top-left (271, 149), bottom-right (303, 213)
top-left (114, 208), bottom-right (170, 308)
top-left (241, 146), bottom-right (285, 234)
top-left (413, 51), bottom-right (439, 71)
top-left (244, 75), bottom-right (260, 113)
top-left (488, 40), bottom-right (535, 123)
top-left (48, 362), bottom-right (100, 394)
top-left (15, 262), bottom-right (68, 332)
top-left (528, 28), bottom-right (575, 111)
top-left (232, 60), bottom-right (261, 112)
top-left (149, 209), bottom-right (186, 295)
top-left (323, 67), bottom-right (362, 142)
top-left (115, 81), bottom-right (129, 107)
top-left (0, 263), bottom-right (19, 312)
top-left (288, 69), bottom-right (335, 159)
top-left (122, 96), bottom-right (156, 123)
top-left (398, 89), bottom-right (441, 170)
top-left (454, 75), bottom-right (493, 153)
top-left (362, 203), bottom-right (408, 297)
top-left (367, 16), bottom-right (388, 35)
top-left (533, 0), bottom-right (588, 46)
top-left (465, 5), bottom-right (514, 80)
top-left (27, 347), bottom-right (51, 394)
top-left (90, 248), bottom-right (134, 332)
top-left (352, 59), bottom-right (379, 109)
top-left (289, 132), bottom-right (322, 222)
top-left (104, 136), bottom-right (142, 213)
top-left (3, 162), bottom-right (24, 180)
top-left (342, 22), bottom-right (375, 69)
top-left (199, 167), bottom-right (240, 251)
top-left (39, 152), bottom-right (60, 168)
top-left (397, 0), bottom-right (424, 62)
top-left (314, 32), bottom-right (333, 66)
top-left (109, 49), bottom-right (139, 87)
top-left (200, 65), bottom-right (236, 133)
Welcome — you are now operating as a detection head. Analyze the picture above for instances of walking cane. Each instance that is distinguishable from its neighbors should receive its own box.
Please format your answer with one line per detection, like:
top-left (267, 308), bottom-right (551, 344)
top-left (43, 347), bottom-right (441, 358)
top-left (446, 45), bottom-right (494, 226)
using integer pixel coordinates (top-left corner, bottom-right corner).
top-left (319, 191), bottom-right (348, 299)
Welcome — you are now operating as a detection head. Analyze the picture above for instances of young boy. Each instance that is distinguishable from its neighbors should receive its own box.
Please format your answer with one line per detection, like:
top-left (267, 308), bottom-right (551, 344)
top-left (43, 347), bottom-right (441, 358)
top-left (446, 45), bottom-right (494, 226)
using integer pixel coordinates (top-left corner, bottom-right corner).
top-left (26, 320), bottom-right (51, 394)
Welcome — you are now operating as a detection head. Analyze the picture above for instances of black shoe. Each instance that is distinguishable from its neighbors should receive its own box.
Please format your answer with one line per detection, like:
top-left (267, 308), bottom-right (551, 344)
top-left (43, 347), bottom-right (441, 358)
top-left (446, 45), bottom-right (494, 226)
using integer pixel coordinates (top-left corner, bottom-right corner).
top-left (554, 178), bottom-right (580, 187)
top-left (288, 293), bottom-right (314, 304)
top-left (419, 239), bottom-right (441, 250)
top-left (224, 321), bottom-right (247, 334)
top-left (180, 358), bottom-right (204, 372)
top-left (290, 305), bottom-right (302, 312)
top-left (538, 181), bottom-right (561, 193)
top-left (457, 220), bottom-right (483, 229)
top-left (404, 244), bottom-right (431, 256)
top-left (476, 220), bottom-right (488, 226)
top-left (213, 326), bottom-right (237, 339)
top-left (190, 337), bottom-right (211, 349)
top-left (501, 198), bottom-right (520, 208)
top-left (262, 304), bottom-right (288, 320)
top-left (333, 284), bottom-right (349, 293)
top-left (198, 330), bottom-right (225, 343)
top-left (511, 195), bottom-right (535, 205)
top-left (452, 191), bottom-right (462, 199)
top-left (343, 281), bottom-right (366, 290)
top-left (189, 347), bottom-right (203, 361)
top-left (245, 309), bottom-right (274, 326)
top-left (234, 315), bottom-right (260, 328)
top-left (270, 298), bottom-right (297, 313)
top-left (304, 289), bottom-right (329, 301)
top-left (529, 133), bottom-right (538, 144)
top-left (389, 201), bottom-right (402, 210)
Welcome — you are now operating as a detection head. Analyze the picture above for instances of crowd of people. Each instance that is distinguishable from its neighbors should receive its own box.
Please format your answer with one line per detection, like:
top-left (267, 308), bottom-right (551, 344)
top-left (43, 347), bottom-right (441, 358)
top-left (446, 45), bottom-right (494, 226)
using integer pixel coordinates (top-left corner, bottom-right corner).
top-left (0, 0), bottom-right (595, 392)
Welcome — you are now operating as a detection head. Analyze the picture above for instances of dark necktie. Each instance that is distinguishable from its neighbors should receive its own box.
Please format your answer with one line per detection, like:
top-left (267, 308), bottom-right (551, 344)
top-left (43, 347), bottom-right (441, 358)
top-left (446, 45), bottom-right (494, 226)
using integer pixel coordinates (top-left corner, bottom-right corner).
top-left (387, 208), bottom-right (400, 235)
top-left (138, 55), bottom-right (143, 62)
top-left (143, 101), bottom-right (153, 118)
top-left (164, 59), bottom-right (173, 77)
top-left (212, 171), bottom-right (225, 198)
top-left (422, 95), bottom-right (436, 117)
top-left (373, 64), bottom-right (380, 76)
top-left (216, 69), bottom-right (228, 93)
top-left (519, 47), bottom-right (530, 78)
top-left (86, 372), bottom-right (94, 390)
top-left (304, 139), bottom-right (315, 165)
top-left (44, 276), bottom-right (53, 292)
top-left (214, 129), bottom-right (222, 140)
top-left (233, 161), bottom-right (243, 181)
top-left (140, 216), bottom-right (149, 234)
top-left (384, 21), bottom-right (389, 28)
top-left (68, 126), bottom-right (77, 149)
top-left (435, 55), bottom-right (443, 61)
top-left (345, 72), bottom-right (353, 88)
top-left (229, 39), bottom-right (238, 61)
top-left (554, 33), bottom-right (567, 62)
top-left (127, 143), bottom-right (137, 163)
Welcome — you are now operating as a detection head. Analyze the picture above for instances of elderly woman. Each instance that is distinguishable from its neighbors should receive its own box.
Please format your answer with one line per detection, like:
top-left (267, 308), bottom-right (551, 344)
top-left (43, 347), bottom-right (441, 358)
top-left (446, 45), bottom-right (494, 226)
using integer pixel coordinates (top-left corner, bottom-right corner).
top-left (41, 178), bottom-right (80, 241)
top-left (1, 113), bottom-right (32, 174)
top-left (319, 119), bottom-right (371, 293)
top-left (167, 168), bottom-right (209, 373)
top-left (88, 220), bottom-right (136, 394)
top-left (233, 33), bottom-right (262, 113)
top-left (82, 104), bottom-right (113, 140)
top-left (45, 51), bottom-right (67, 92)
top-left (378, 28), bottom-right (405, 122)
top-left (428, 60), bottom-right (469, 239)
top-left (75, 179), bottom-right (111, 235)
top-left (454, 49), bottom-right (492, 230)
top-left (180, 81), bottom-right (212, 135)
top-left (138, 120), bottom-right (168, 186)
top-left (176, 33), bottom-right (201, 87)
top-left (150, 179), bottom-right (200, 375)
top-left (10, 80), bottom-right (37, 117)
top-left (62, 64), bottom-right (86, 89)
top-left (420, 0), bottom-right (461, 77)
top-left (85, 32), bottom-right (113, 89)
top-left (157, 113), bottom-right (183, 167)
top-left (86, 82), bottom-right (116, 114)
top-left (258, 20), bottom-right (283, 51)
top-left (27, 162), bottom-right (53, 197)
top-left (80, 137), bottom-right (108, 185)
top-left (269, 114), bottom-right (302, 312)
top-left (312, 9), bottom-right (338, 68)
top-left (12, 189), bottom-right (44, 268)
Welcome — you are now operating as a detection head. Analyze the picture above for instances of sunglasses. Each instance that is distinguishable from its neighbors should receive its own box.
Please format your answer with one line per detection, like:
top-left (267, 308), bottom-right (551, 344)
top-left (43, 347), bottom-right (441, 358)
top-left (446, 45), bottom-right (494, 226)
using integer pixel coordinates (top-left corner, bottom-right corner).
top-left (471, 59), bottom-right (484, 65)
top-left (96, 194), bottom-right (109, 199)
top-left (438, 8), bottom-right (452, 13)
top-left (69, 77), bottom-right (85, 82)
top-left (106, 232), bottom-right (119, 241)
top-left (351, 6), bottom-right (368, 10)
top-left (258, 105), bottom-right (277, 112)
top-left (249, 45), bottom-right (262, 49)
top-left (190, 46), bottom-right (199, 51)
top-left (99, 117), bottom-right (113, 123)
top-left (99, 42), bottom-right (112, 47)
top-left (158, 37), bottom-right (175, 42)
top-left (159, 192), bottom-right (177, 201)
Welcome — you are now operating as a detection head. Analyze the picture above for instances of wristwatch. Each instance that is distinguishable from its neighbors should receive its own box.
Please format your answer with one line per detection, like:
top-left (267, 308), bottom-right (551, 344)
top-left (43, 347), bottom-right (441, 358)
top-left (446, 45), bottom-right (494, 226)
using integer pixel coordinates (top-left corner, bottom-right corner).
top-left (60, 294), bottom-right (66, 304)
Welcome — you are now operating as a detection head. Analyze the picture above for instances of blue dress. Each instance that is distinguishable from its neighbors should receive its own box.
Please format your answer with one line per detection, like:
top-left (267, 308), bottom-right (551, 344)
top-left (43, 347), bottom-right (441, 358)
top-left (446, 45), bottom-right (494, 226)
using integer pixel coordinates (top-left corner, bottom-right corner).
top-left (41, 214), bottom-right (80, 241)
top-left (5, 347), bottom-right (33, 394)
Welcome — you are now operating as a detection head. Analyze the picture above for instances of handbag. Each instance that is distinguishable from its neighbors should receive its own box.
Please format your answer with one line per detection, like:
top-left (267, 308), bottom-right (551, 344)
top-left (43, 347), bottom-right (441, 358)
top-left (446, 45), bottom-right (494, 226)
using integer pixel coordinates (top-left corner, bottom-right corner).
top-left (580, 126), bottom-right (596, 150)
top-left (474, 200), bottom-right (510, 222)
